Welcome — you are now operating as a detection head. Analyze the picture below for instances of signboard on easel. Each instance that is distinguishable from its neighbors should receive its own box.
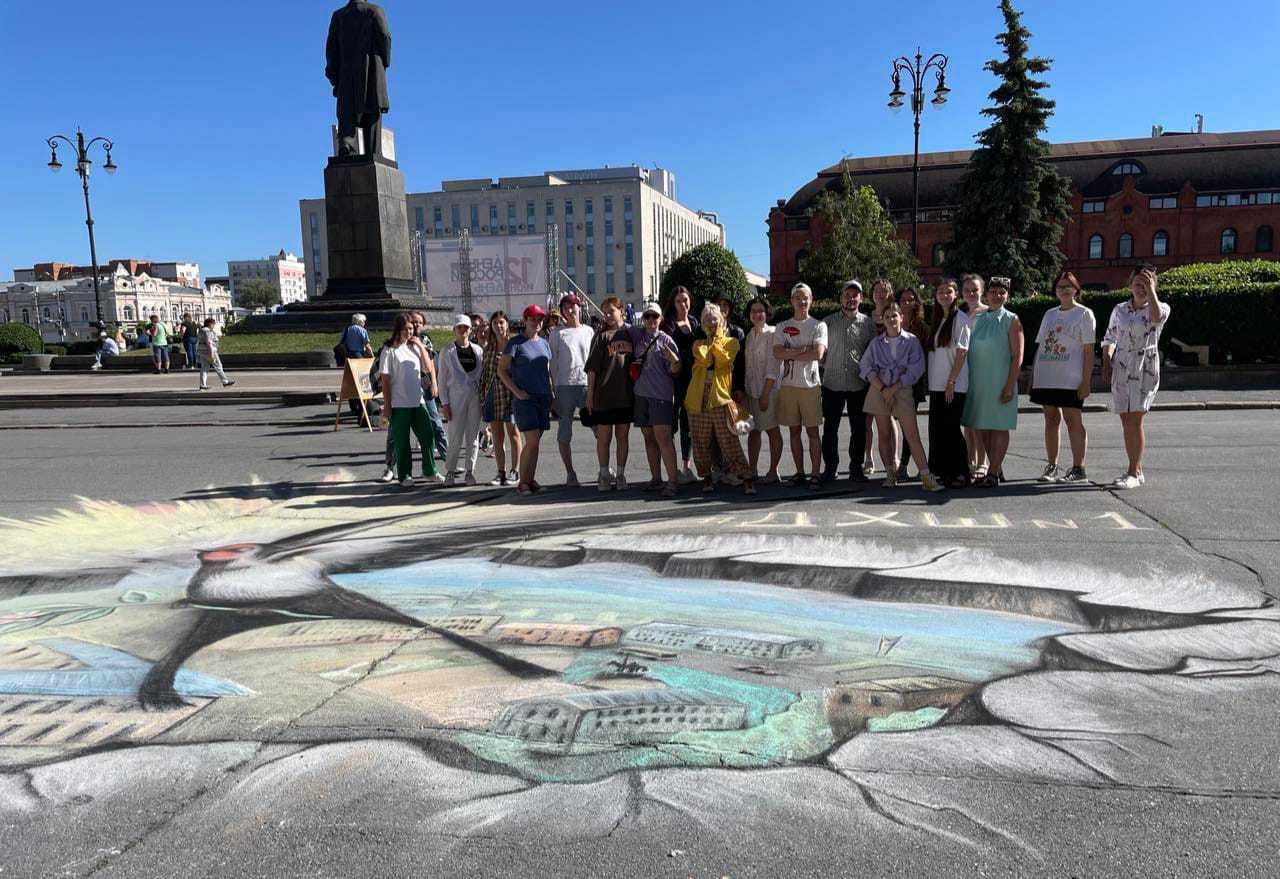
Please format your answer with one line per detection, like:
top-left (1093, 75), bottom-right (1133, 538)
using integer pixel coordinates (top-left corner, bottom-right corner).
top-left (334, 357), bottom-right (379, 431)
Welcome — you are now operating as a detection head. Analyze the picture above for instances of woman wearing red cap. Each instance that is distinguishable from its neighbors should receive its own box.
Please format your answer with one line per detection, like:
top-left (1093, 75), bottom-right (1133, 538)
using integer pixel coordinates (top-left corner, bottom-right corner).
top-left (499, 304), bottom-right (554, 495)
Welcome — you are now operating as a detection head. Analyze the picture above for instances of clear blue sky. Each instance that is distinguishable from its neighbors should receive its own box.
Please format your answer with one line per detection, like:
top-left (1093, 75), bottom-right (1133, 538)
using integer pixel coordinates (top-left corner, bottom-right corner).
top-left (1, 0), bottom-right (1275, 279)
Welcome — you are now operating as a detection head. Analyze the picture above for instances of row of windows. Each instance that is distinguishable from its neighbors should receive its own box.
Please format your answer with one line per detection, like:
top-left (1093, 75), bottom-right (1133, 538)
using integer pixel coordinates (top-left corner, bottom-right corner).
top-left (1086, 226), bottom-right (1273, 259)
top-left (421, 196), bottom-right (638, 237)
top-left (1082, 192), bottom-right (1280, 214)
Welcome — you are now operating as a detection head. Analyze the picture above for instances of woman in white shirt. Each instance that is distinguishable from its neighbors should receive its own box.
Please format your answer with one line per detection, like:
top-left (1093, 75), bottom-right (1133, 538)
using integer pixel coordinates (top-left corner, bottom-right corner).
top-left (1030, 271), bottom-right (1096, 484)
top-left (743, 298), bottom-right (783, 482)
top-left (379, 312), bottom-right (444, 488)
top-left (924, 278), bottom-right (972, 486)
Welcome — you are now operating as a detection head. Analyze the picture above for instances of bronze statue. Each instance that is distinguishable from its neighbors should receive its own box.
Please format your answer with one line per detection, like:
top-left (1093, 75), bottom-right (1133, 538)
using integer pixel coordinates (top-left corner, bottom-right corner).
top-left (325, 0), bottom-right (392, 157)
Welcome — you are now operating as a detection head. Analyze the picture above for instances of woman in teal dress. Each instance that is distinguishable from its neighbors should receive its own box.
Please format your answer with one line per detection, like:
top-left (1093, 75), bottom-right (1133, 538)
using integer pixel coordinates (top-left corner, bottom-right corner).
top-left (961, 276), bottom-right (1024, 487)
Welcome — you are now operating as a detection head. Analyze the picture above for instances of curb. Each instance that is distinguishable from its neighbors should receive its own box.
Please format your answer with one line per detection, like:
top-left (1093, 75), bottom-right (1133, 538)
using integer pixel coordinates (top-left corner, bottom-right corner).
top-left (0, 392), bottom-right (334, 409)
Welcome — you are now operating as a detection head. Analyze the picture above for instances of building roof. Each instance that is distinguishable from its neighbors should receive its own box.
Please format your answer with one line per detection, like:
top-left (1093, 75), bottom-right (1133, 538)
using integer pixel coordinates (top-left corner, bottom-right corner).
top-left (509, 688), bottom-right (743, 712)
top-left (626, 621), bottom-right (814, 645)
top-left (784, 129), bottom-right (1280, 215)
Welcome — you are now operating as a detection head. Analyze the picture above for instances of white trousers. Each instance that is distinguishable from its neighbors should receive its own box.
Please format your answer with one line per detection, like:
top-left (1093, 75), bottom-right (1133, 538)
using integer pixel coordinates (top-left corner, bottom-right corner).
top-left (444, 392), bottom-right (482, 475)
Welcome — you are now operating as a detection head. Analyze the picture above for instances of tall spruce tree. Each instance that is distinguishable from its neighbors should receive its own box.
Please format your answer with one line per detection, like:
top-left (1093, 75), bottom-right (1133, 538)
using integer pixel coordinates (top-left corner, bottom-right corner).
top-left (944, 0), bottom-right (1072, 295)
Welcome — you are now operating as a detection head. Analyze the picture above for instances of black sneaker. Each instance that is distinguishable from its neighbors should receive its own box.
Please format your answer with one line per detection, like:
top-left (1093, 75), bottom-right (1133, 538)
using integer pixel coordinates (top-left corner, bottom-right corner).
top-left (1060, 466), bottom-right (1089, 483)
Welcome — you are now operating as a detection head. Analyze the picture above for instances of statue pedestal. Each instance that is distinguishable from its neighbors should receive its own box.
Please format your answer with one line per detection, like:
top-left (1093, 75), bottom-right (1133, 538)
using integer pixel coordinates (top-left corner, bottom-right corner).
top-left (319, 153), bottom-right (417, 301)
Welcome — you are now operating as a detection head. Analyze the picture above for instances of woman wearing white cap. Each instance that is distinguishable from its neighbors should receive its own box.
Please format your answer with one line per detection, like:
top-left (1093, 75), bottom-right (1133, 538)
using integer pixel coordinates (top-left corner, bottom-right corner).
top-left (438, 314), bottom-right (485, 486)
top-left (628, 300), bottom-right (682, 496)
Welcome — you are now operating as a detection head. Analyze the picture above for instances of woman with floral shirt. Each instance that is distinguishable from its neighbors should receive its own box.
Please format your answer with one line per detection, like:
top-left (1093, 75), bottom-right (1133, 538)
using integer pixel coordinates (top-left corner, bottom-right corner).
top-left (1101, 264), bottom-right (1171, 490)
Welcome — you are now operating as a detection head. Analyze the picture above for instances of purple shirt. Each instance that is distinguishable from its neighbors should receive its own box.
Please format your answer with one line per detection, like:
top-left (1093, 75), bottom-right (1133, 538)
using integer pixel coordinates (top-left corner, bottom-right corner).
top-left (626, 326), bottom-right (679, 401)
top-left (859, 330), bottom-right (925, 389)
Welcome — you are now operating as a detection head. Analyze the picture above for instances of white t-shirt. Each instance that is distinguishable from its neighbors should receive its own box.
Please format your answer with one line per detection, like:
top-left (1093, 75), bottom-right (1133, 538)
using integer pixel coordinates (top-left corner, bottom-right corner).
top-left (775, 316), bottom-right (828, 389)
top-left (549, 325), bottom-right (593, 387)
top-left (927, 310), bottom-right (972, 393)
top-left (1033, 304), bottom-right (1097, 390)
top-left (380, 345), bottom-right (426, 409)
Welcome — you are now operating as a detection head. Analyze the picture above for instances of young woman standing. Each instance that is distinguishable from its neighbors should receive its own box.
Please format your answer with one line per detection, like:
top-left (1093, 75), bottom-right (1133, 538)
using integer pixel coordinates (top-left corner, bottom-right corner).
top-left (744, 297), bottom-right (783, 483)
top-left (630, 301), bottom-right (683, 497)
top-left (959, 274), bottom-right (990, 478)
top-left (585, 297), bottom-right (636, 491)
top-left (961, 277), bottom-right (1024, 487)
top-left (379, 313), bottom-right (443, 488)
top-left (686, 303), bottom-right (755, 496)
top-left (862, 278), bottom-right (896, 476)
top-left (894, 286), bottom-right (930, 481)
top-left (479, 311), bottom-right (523, 487)
top-left (1030, 271), bottom-right (1096, 484)
top-left (924, 279), bottom-right (972, 487)
top-left (1102, 265), bottom-right (1171, 489)
top-left (660, 286), bottom-right (700, 483)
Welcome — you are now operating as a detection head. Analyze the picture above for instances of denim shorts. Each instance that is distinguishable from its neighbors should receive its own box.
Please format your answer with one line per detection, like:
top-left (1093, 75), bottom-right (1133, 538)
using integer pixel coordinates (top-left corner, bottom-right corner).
top-left (554, 384), bottom-right (587, 444)
top-left (513, 393), bottom-right (552, 432)
top-left (634, 395), bottom-right (675, 428)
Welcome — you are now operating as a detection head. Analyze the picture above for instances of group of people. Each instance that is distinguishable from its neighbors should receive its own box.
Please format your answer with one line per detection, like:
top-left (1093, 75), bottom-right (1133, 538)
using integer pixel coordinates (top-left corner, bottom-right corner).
top-left (370, 263), bottom-right (1170, 495)
top-left (91, 313), bottom-right (235, 390)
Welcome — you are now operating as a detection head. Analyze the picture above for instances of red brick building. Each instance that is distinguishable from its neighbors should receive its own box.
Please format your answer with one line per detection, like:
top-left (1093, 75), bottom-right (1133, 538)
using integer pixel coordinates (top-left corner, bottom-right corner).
top-left (768, 129), bottom-right (1280, 296)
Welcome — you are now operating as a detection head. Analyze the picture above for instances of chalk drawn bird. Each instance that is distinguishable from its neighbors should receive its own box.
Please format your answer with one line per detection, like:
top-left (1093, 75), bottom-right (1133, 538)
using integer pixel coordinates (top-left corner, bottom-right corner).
top-left (876, 635), bottom-right (903, 657)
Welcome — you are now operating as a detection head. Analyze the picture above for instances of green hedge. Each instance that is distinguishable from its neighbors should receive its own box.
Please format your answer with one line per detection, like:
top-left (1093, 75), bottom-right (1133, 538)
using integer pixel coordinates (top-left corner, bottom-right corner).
top-left (0, 322), bottom-right (42, 363)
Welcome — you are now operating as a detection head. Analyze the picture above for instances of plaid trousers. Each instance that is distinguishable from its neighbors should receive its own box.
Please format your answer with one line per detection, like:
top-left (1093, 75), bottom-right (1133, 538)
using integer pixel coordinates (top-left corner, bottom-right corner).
top-left (690, 406), bottom-right (750, 480)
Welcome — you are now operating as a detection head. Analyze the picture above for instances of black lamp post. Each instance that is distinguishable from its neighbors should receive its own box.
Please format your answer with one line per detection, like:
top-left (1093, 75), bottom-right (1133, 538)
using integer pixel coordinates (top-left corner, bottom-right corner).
top-left (46, 129), bottom-right (117, 330)
top-left (888, 49), bottom-right (950, 260)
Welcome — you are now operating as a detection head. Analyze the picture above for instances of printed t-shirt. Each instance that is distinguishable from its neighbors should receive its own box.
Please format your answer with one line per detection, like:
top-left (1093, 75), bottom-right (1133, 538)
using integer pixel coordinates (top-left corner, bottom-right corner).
top-left (775, 316), bottom-right (828, 389)
top-left (585, 327), bottom-right (635, 410)
top-left (503, 334), bottom-right (552, 396)
top-left (379, 345), bottom-right (426, 408)
top-left (1033, 304), bottom-right (1097, 389)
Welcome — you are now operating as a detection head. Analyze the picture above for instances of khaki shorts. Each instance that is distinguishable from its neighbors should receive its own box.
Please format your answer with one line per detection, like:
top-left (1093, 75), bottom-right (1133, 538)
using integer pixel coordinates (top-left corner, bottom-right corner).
top-left (863, 386), bottom-right (918, 421)
top-left (746, 393), bottom-right (780, 432)
top-left (777, 385), bottom-right (821, 428)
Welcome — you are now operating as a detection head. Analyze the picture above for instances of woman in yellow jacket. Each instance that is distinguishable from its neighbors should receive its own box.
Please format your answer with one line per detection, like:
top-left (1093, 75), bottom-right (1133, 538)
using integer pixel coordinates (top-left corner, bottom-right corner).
top-left (685, 301), bottom-right (756, 496)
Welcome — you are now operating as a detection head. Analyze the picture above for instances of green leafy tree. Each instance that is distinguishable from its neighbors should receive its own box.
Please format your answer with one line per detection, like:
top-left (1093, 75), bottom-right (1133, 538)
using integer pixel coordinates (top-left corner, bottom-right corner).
top-left (659, 241), bottom-right (753, 313)
top-left (0, 321), bottom-right (43, 363)
top-left (235, 279), bottom-right (282, 310)
top-left (944, 0), bottom-right (1072, 295)
top-left (802, 169), bottom-right (919, 298)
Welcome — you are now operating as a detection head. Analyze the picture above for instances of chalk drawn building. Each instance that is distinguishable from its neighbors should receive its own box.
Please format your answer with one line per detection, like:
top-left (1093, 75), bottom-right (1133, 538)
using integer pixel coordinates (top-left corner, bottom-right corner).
top-left (823, 675), bottom-right (973, 735)
top-left (491, 688), bottom-right (747, 745)
top-left (0, 695), bottom-right (205, 748)
top-left (495, 622), bottom-right (622, 648)
top-left (623, 622), bottom-right (821, 660)
top-left (214, 616), bottom-right (499, 651)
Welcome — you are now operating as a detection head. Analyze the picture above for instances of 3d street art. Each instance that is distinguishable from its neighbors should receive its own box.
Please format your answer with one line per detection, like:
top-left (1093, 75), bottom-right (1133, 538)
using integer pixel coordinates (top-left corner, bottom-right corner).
top-left (1, 482), bottom-right (1276, 871)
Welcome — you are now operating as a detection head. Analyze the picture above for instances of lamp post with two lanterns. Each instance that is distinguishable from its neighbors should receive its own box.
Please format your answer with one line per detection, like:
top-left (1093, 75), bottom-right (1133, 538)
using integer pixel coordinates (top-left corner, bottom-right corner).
top-left (888, 50), bottom-right (950, 261)
top-left (46, 128), bottom-right (117, 330)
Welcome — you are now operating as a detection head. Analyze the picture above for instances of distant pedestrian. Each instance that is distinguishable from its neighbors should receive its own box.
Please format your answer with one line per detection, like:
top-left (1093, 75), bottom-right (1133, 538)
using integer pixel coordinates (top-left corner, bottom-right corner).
top-left (961, 276), bottom-right (1023, 487)
top-left (585, 297), bottom-right (635, 491)
top-left (625, 302), bottom-right (637, 325)
top-left (340, 314), bottom-right (374, 423)
top-left (438, 314), bottom-right (484, 487)
top-left (660, 286), bottom-right (700, 484)
top-left (1101, 264), bottom-right (1170, 490)
top-left (91, 331), bottom-right (119, 370)
top-left (773, 282), bottom-right (828, 489)
top-left (549, 293), bottom-right (593, 486)
top-left (499, 305), bottom-right (554, 495)
top-left (480, 311), bottom-right (522, 487)
top-left (744, 297), bottom-right (783, 483)
top-left (1031, 271), bottom-right (1095, 484)
top-left (629, 300), bottom-right (682, 496)
top-left (686, 302), bottom-right (754, 495)
top-left (180, 313), bottom-right (199, 369)
top-left (379, 313), bottom-right (443, 488)
top-left (924, 278), bottom-right (972, 487)
top-left (146, 315), bottom-right (170, 374)
top-left (820, 280), bottom-right (874, 484)
top-left (197, 317), bottom-right (235, 390)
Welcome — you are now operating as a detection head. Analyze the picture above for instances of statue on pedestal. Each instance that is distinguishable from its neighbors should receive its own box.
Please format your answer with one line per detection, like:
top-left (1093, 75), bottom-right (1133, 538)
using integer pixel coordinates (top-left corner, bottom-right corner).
top-left (325, 0), bottom-right (392, 158)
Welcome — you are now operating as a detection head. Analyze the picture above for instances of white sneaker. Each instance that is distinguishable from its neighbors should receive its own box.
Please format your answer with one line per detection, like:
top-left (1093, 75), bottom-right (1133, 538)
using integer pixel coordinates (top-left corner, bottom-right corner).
top-left (862, 460), bottom-right (875, 476)
top-left (679, 466), bottom-right (697, 485)
top-left (379, 468), bottom-right (396, 483)
top-left (444, 474), bottom-right (457, 487)
top-left (399, 477), bottom-right (414, 488)
top-left (1110, 474), bottom-right (1141, 490)
top-left (615, 473), bottom-right (628, 491)
top-left (421, 473), bottom-right (446, 485)
top-left (1038, 463), bottom-right (1063, 483)
top-left (921, 473), bottom-right (945, 493)
top-left (464, 472), bottom-right (477, 486)
top-left (598, 472), bottom-right (613, 492)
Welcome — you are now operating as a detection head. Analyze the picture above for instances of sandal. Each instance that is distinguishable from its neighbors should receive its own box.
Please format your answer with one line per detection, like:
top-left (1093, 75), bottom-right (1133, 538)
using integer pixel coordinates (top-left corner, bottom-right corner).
top-left (807, 476), bottom-right (822, 491)
top-left (529, 480), bottom-right (543, 492)
top-left (744, 480), bottom-right (757, 496)
top-left (977, 474), bottom-right (999, 489)
top-left (784, 474), bottom-right (807, 488)
top-left (702, 477), bottom-right (715, 494)
top-left (660, 482), bottom-right (678, 498)
top-left (643, 477), bottom-right (663, 492)
top-left (516, 482), bottom-right (533, 495)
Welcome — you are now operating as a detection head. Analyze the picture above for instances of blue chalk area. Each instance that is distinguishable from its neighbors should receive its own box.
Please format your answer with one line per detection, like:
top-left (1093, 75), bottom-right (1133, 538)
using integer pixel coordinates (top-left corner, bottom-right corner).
top-left (0, 638), bottom-right (250, 698)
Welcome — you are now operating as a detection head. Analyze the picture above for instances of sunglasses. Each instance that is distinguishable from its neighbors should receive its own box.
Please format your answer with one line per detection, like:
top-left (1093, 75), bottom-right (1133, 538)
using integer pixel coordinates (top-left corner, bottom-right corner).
top-left (989, 277), bottom-right (1012, 288)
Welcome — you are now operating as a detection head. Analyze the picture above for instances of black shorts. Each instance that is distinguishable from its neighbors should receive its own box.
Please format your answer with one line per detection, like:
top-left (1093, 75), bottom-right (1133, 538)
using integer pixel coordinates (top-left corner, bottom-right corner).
top-left (1030, 387), bottom-right (1084, 409)
top-left (582, 406), bottom-right (633, 427)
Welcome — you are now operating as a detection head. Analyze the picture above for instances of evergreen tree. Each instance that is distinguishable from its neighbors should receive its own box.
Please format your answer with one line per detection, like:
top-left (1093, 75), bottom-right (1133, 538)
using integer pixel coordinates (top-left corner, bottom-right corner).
top-left (802, 168), bottom-right (919, 299)
top-left (944, 0), bottom-right (1072, 295)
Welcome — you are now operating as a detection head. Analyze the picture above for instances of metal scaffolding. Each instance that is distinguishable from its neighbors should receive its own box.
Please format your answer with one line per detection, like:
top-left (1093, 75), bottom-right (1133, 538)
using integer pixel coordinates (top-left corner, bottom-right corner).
top-left (545, 224), bottom-right (560, 312)
top-left (458, 228), bottom-right (473, 314)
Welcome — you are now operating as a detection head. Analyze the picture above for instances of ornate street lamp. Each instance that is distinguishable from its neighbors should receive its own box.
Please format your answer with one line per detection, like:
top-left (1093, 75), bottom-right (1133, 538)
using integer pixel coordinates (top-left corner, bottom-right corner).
top-left (46, 128), bottom-right (117, 330)
top-left (888, 50), bottom-right (950, 260)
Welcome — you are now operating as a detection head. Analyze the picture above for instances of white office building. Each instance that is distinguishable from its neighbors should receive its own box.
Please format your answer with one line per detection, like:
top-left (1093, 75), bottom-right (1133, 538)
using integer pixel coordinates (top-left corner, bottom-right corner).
top-left (299, 166), bottom-right (725, 305)
top-left (227, 250), bottom-right (309, 305)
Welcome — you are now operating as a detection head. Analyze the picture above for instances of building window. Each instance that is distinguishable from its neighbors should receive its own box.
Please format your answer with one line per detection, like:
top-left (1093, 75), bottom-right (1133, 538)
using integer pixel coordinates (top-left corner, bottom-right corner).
top-left (587, 271), bottom-right (596, 295)
top-left (507, 202), bottom-right (516, 231)
top-left (1081, 199), bottom-right (1106, 214)
top-left (931, 243), bottom-right (945, 266)
top-left (1088, 234), bottom-right (1104, 260)
top-left (1110, 161), bottom-right (1144, 176)
top-left (1257, 225), bottom-right (1274, 253)
top-left (546, 200), bottom-right (555, 229)
top-left (42, 307), bottom-right (51, 319)
top-left (433, 206), bottom-right (443, 235)
top-left (80, 308), bottom-right (89, 322)
top-left (565, 201), bottom-right (575, 270)
top-left (414, 206), bottom-right (425, 231)
top-left (1118, 233), bottom-right (1134, 258)
top-left (451, 204), bottom-right (461, 233)
top-left (626, 270), bottom-right (635, 294)
top-left (1152, 230), bottom-right (1169, 257)
top-left (606, 272), bottom-right (615, 295)
top-left (122, 306), bottom-right (133, 321)
top-left (526, 201), bottom-right (535, 230)
top-left (1149, 196), bottom-right (1178, 209)
top-left (1221, 228), bottom-right (1238, 254)
top-left (489, 204), bottom-right (498, 232)
top-left (21, 308), bottom-right (30, 324)
top-left (795, 250), bottom-right (809, 274)
top-left (469, 204), bottom-right (479, 232)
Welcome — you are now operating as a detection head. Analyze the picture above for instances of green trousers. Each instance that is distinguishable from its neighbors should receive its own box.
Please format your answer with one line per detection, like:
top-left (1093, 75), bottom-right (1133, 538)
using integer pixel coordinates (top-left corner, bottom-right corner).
top-left (390, 405), bottom-right (438, 480)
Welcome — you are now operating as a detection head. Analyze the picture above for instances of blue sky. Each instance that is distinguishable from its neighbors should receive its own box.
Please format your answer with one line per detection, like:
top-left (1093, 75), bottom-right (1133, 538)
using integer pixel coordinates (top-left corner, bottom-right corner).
top-left (1, 0), bottom-right (1276, 278)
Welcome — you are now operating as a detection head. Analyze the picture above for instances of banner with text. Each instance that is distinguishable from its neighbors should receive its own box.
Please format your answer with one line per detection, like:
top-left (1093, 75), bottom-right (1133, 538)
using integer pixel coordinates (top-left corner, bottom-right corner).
top-left (423, 235), bottom-right (548, 317)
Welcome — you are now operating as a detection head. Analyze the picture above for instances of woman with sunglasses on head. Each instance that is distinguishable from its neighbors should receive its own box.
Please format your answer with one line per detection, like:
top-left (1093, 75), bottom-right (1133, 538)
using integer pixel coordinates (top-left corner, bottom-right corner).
top-left (924, 278), bottom-right (972, 487)
top-left (958, 274), bottom-right (990, 478)
top-left (961, 276), bottom-right (1024, 487)
top-left (1030, 271), bottom-right (1096, 484)
top-left (744, 297), bottom-right (784, 483)
top-left (660, 286), bottom-right (700, 483)
top-left (1101, 264), bottom-right (1171, 490)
